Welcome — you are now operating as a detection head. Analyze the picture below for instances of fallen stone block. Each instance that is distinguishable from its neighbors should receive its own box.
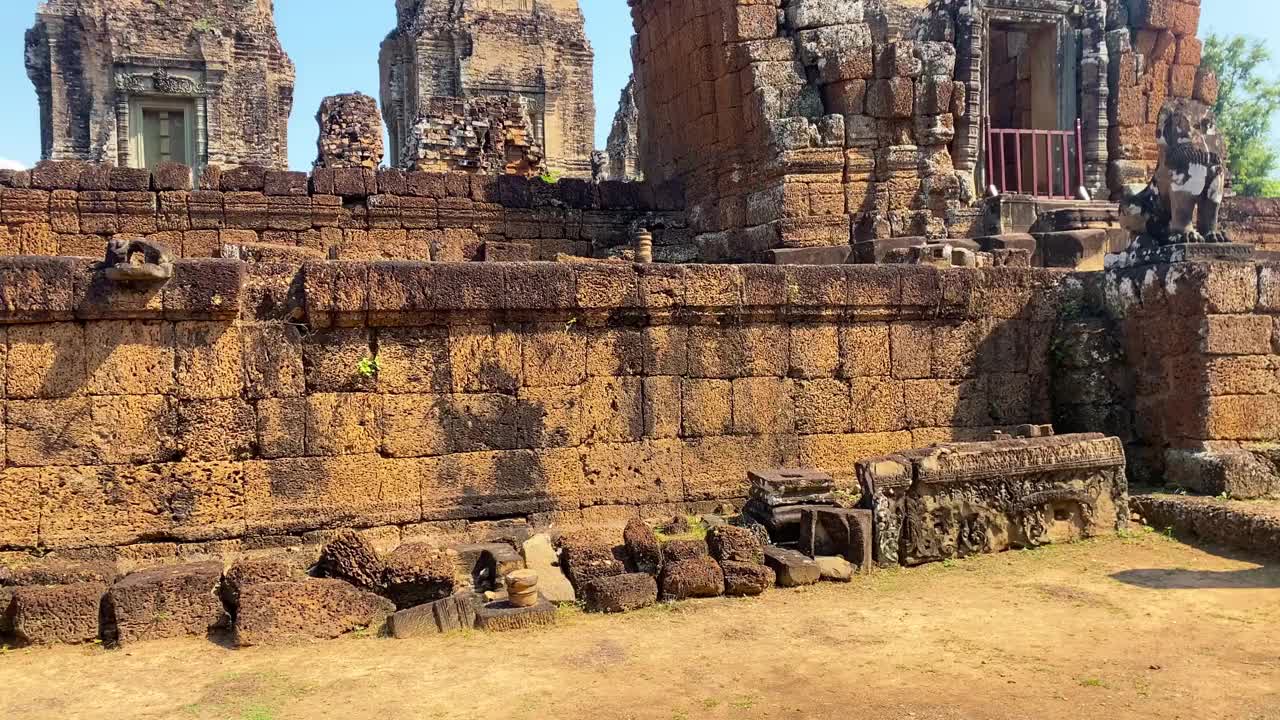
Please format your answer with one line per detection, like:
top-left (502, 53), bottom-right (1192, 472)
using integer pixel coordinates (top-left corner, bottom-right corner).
top-left (234, 579), bottom-right (395, 646)
top-left (387, 591), bottom-right (481, 638)
top-left (662, 539), bottom-right (709, 563)
top-left (521, 534), bottom-right (576, 604)
top-left (764, 547), bottom-right (821, 588)
top-left (1165, 449), bottom-right (1279, 500)
top-left (815, 556), bottom-right (855, 582)
top-left (1, 559), bottom-right (118, 635)
top-left (623, 518), bottom-right (662, 575)
top-left (315, 530), bottom-right (385, 590)
top-left (660, 557), bottom-right (725, 601)
top-left (107, 561), bottom-right (228, 644)
top-left (721, 561), bottom-right (775, 597)
top-left (222, 557), bottom-right (303, 609)
top-left (382, 543), bottom-right (455, 610)
top-left (559, 532), bottom-right (626, 591)
top-left (707, 525), bottom-right (765, 565)
top-left (476, 597), bottom-right (556, 632)
top-left (11, 582), bottom-right (105, 645)
top-left (582, 573), bottom-right (658, 613)
top-left (799, 507), bottom-right (874, 572)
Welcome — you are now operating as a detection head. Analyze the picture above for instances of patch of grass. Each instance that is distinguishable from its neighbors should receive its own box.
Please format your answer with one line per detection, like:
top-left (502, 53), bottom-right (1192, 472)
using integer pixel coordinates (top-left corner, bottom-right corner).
top-left (731, 695), bottom-right (758, 710)
top-left (241, 708), bottom-right (277, 720)
top-left (1078, 677), bottom-right (1107, 688)
top-left (655, 515), bottom-right (708, 542)
top-left (355, 355), bottom-right (380, 379)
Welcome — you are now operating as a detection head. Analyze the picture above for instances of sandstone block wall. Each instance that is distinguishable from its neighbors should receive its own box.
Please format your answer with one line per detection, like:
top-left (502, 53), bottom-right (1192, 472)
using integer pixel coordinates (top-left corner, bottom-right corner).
top-left (0, 258), bottom-right (1066, 553)
top-left (1103, 260), bottom-right (1280, 478)
top-left (1221, 198), bottom-right (1280, 255)
top-left (0, 162), bottom-right (686, 264)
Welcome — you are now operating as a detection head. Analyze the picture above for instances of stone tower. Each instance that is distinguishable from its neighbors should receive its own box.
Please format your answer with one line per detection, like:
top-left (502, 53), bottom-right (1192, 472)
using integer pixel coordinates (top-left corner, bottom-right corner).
top-left (379, 0), bottom-right (595, 178)
top-left (26, 0), bottom-right (296, 173)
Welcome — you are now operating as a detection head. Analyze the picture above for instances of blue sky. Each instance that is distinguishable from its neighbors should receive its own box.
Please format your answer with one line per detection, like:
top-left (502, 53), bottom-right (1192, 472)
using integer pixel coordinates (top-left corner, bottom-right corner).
top-left (0, 0), bottom-right (1274, 170)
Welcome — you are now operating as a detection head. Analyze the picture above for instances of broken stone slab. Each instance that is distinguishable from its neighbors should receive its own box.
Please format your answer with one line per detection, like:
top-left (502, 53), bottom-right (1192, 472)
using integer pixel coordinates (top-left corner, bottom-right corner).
top-left (382, 543), bottom-right (455, 610)
top-left (744, 501), bottom-right (836, 545)
top-left (521, 534), bottom-right (576, 604)
top-left (475, 597), bottom-right (556, 632)
top-left (763, 547), bottom-right (821, 588)
top-left (388, 591), bottom-right (481, 638)
top-left (799, 507), bottom-right (873, 572)
top-left (707, 525), bottom-right (765, 565)
top-left (582, 573), bottom-right (658, 613)
top-left (234, 579), bottom-right (395, 646)
top-left (1165, 449), bottom-right (1279, 500)
top-left (659, 557), bottom-right (725, 601)
top-left (661, 539), bottom-right (709, 563)
top-left (622, 519), bottom-right (662, 575)
top-left (315, 530), bottom-right (384, 590)
top-left (11, 582), bottom-right (105, 645)
top-left (815, 556), bottom-right (855, 582)
top-left (721, 561), bottom-right (775, 597)
top-left (107, 561), bottom-right (228, 644)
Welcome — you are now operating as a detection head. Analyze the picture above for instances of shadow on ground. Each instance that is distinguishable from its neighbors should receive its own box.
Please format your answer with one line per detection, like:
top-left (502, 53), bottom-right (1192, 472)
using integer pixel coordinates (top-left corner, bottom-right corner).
top-left (1111, 542), bottom-right (1280, 590)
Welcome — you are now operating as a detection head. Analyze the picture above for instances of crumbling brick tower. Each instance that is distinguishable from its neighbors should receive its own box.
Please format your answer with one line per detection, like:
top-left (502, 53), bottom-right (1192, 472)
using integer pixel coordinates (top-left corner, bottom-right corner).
top-left (628, 0), bottom-right (1214, 262)
top-left (25, 0), bottom-right (296, 172)
top-left (379, 0), bottom-right (596, 178)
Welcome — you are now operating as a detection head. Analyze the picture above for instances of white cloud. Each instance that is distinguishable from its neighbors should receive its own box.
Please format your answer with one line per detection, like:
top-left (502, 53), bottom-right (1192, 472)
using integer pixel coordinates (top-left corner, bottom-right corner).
top-left (0, 158), bottom-right (27, 171)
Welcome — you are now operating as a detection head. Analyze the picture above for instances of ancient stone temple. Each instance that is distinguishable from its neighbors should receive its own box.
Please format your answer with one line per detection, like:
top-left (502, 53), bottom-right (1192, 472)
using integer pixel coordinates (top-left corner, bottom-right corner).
top-left (25, 0), bottom-right (296, 174)
top-left (605, 78), bottom-right (642, 181)
top-left (379, 0), bottom-right (595, 178)
top-left (315, 93), bottom-right (385, 170)
top-left (627, 0), bottom-right (1217, 262)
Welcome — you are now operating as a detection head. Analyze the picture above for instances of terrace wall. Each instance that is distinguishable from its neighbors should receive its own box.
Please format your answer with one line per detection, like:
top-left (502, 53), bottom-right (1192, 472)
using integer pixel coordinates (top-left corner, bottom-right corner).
top-left (0, 258), bottom-right (1067, 553)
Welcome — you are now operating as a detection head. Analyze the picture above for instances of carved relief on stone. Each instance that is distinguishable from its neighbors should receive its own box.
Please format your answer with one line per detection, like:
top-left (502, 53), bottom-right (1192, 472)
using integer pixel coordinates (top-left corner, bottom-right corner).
top-left (115, 69), bottom-right (208, 96)
top-left (857, 434), bottom-right (1128, 567)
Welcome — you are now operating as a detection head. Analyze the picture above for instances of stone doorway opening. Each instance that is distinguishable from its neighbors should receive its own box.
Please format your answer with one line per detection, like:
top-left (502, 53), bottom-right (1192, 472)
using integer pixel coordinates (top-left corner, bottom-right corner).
top-left (984, 19), bottom-right (1082, 198)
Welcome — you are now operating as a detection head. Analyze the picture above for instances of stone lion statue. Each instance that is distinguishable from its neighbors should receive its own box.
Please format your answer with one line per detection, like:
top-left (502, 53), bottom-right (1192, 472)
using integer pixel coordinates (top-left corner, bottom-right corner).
top-left (1119, 98), bottom-right (1229, 246)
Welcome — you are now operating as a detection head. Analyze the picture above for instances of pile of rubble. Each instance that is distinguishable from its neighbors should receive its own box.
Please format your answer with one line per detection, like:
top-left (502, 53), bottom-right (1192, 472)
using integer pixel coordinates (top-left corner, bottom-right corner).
top-left (315, 93), bottom-right (385, 169)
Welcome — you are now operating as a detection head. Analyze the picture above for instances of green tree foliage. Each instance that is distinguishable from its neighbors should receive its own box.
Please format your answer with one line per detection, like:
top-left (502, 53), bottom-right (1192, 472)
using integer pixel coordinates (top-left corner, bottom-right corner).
top-left (1202, 34), bottom-right (1280, 197)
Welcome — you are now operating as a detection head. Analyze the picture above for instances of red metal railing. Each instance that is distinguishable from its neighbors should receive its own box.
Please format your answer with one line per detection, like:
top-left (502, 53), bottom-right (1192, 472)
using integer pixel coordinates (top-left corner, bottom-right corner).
top-left (984, 118), bottom-right (1086, 199)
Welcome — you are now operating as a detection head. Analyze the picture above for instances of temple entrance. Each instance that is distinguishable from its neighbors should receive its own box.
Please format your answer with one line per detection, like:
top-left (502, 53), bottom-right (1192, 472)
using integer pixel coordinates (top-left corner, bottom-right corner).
top-left (982, 16), bottom-right (1084, 198)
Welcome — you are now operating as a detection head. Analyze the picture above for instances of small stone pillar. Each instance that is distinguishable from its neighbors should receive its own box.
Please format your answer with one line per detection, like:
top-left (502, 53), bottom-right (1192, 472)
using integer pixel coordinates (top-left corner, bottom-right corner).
top-left (315, 93), bottom-right (384, 169)
top-left (504, 570), bottom-right (539, 608)
top-left (634, 228), bottom-right (653, 263)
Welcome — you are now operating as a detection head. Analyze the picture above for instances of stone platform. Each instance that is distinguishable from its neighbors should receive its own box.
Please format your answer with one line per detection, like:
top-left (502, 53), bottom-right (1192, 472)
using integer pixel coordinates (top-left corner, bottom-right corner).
top-left (1132, 493), bottom-right (1280, 560)
top-left (1104, 242), bottom-right (1255, 270)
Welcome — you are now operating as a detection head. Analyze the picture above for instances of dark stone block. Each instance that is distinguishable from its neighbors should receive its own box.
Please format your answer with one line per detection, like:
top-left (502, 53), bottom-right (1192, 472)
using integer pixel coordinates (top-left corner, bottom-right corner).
top-left (623, 518), bottom-right (662, 575)
top-left (222, 558), bottom-right (303, 608)
top-left (109, 166), bottom-right (152, 191)
top-left (333, 168), bottom-right (377, 197)
top-left (376, 168), bottom-right (408, 196)
top-left (497, 174), bottom-right (532, 208)
top-left (662, 539), bottom-right (709, 563)
top-left (106, 561), bottom-right (228, 644)
top-left (220, 165), bottom-right (267, 191)
top-left (598, 180), bottom-right (645, 209)
top-left (234, 579), bottom-right (394, 646)
top-left (482, 241), bottom-right (533, 262)
top-left (659, 557), bottom-right (724, 600)
top-left (763, 547), bottom-right (821, 587)
top-left (0, 559), bottom-right (118, 586)
top-left (164, 259), bottom-right (246, 320)
top-left (406, 171), bottom-right (446, 198)
top-left (0, 256), bottom-right (78, 323)
top-left (198, 164), bottom-right (222, 191)
top-left (559, 533), bottom-right (626, 591)
top-left (582, 573), bottom-right (658, 613)
top-left (316, 530), bottom-right (384, 590)
top-left (503, 263), bottom-right (576, 310)
top-left (11, 582), bottom-right (105, 645)
top-left (264, 170), bottom-right (309, 196)
top-left (31, 160), bottom-right (86, 190)
top-left (476, 597), bottom-right (556, 631)
top-left (707, 525), bottom-right (764, 565)
top-left (152, 162), bottom-right (194, 191)
top-left (556, 178), bottom-right (596, 208)
top-left (767, 245), bottom-right (853, 265)
top-left (382, 543), bottom-right (455, 609)
top-left (310, 168), bottom-right (336, 195)
top-left (721, 560), bottom-right (775, 597)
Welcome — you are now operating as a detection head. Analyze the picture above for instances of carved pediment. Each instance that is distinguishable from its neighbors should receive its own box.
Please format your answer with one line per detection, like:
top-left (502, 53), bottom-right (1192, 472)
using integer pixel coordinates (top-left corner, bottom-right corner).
top-left (115, 68), bottom-right (207, 96)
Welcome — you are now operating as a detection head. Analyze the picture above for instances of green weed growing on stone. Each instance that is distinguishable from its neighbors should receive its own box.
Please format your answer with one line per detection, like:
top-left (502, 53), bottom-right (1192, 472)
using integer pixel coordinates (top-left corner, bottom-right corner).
top-left (356, 355), bottom-right (380, 379)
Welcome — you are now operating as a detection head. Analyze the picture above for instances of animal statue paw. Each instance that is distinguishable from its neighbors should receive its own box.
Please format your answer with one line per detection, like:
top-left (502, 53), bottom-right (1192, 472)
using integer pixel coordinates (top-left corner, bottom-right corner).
top-left (1203, 231), bottom-right (1230, 244)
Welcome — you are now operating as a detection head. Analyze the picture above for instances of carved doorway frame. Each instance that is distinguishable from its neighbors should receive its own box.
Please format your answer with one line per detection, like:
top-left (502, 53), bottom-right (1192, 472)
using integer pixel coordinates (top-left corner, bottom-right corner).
top-left (113, 65), bottom-right (211, 178)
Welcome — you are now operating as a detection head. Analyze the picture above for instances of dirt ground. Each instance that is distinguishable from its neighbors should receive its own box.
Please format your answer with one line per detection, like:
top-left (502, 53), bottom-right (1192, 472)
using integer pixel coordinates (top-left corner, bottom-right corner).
top-left (2, 531), bottom-right (1278, 720)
